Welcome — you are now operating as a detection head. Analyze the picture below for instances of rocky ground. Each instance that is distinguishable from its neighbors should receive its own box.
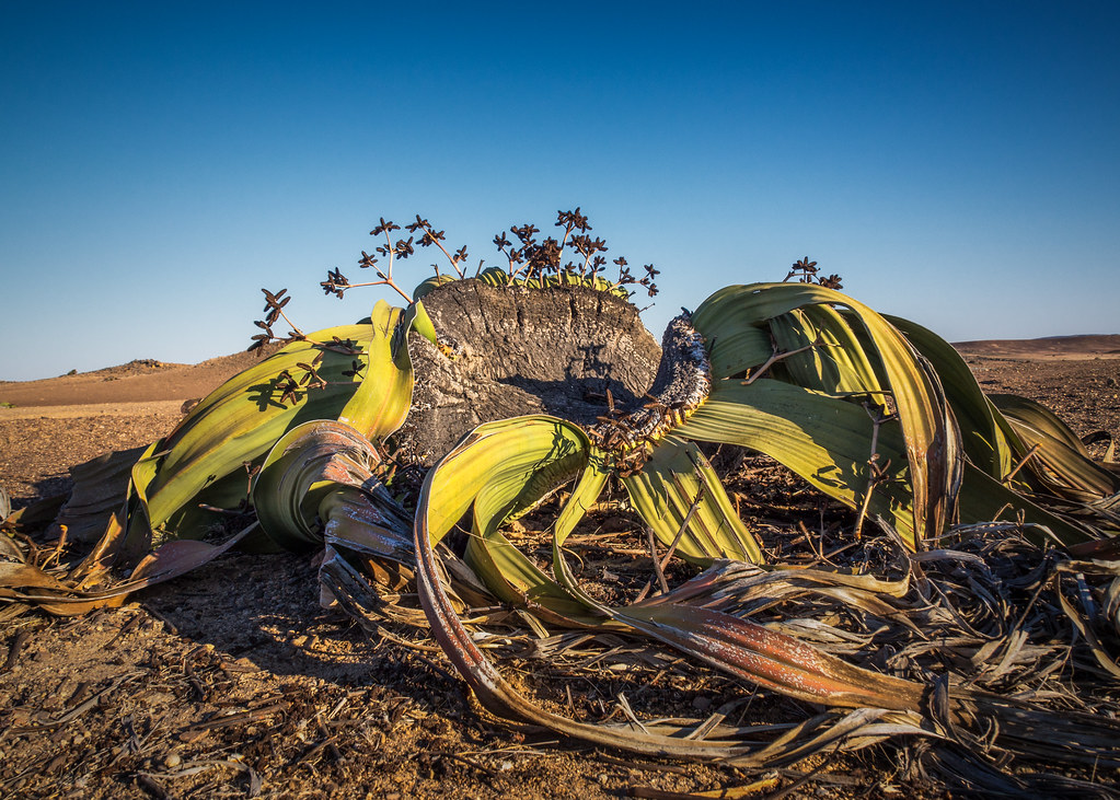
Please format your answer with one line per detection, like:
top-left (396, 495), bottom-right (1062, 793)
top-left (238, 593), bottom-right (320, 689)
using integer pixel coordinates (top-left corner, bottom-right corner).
top-left (1, 337), bottom-right (1118, 799)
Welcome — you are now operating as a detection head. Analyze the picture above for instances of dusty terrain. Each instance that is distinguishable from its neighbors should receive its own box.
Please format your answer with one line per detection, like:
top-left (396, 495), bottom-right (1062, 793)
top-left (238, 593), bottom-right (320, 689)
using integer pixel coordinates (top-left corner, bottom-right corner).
top-left (1, 335), bottom-right (1119, 799)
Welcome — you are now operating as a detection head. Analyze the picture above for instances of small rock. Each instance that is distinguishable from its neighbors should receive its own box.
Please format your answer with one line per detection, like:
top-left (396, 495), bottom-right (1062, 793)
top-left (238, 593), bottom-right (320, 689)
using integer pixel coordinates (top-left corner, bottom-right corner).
top-left (164, 752), bottom-right (181, 769)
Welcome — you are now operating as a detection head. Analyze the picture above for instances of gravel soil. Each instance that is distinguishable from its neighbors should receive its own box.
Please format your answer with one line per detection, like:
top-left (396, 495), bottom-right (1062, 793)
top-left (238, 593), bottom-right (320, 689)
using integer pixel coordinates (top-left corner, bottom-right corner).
top-left (1, 341), bottom-right (1118, 799)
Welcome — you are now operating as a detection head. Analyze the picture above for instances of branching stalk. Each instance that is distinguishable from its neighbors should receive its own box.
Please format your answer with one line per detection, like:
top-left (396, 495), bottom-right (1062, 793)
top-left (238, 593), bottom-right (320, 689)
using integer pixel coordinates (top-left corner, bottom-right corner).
top-left (742, 341), bottom-right (823, 385)
top-left (1002, 444), bottom-right (1041, 486)
top-left (854, 402), bottom-right (893, 541)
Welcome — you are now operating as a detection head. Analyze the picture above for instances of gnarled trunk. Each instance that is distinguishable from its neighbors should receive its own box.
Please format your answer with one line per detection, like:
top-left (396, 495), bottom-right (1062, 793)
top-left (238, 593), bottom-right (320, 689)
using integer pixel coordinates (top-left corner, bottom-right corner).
top-left (395, 279), bottom-right (662, 466)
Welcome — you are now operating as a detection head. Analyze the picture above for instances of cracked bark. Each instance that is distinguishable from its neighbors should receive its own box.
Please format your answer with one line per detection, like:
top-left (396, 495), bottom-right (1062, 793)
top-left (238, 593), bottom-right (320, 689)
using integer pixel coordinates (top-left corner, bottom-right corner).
top-left (393, 279), bottom-right (662, 466)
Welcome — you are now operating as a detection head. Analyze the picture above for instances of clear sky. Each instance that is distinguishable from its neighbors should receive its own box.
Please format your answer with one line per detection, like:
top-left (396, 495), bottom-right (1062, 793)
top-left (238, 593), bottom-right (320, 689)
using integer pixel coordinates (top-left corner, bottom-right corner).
top-left (2, 2), bottom-right (1118, 382)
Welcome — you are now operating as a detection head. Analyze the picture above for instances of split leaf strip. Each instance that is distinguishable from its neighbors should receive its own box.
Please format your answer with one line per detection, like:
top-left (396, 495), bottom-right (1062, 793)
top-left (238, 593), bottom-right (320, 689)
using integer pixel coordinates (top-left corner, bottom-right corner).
top-left (613, 603), bottom-right (924, 710)
top-left (692, 282), bottom-right (958, 546)
top-left (621, 437), bottom-right (762, 563)
top-left (677, 379), bottom-right (919, 545)
top-left (413, 415), bottom-right (934, 757)
top-left (885, 314), bottom-right (1016, 481)
top-left (427, 417), bottom-right (596, 624)
top-left (337, 300), bottom-right (414, 439)
top-left (887, 315), bottom-right (1120, 531)
top-left (990, 393), bottom-right (1120, 503)
top-left (770, 305), bottom-right (883, 397)
top-left (124, 300), bottom-right (413, 548)
top-left (0, 521), bottom-right (258, 616)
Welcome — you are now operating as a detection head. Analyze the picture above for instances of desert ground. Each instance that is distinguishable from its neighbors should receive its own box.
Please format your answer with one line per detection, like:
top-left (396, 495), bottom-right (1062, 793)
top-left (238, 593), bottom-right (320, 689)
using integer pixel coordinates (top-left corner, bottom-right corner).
top-left (1, 336), bottom-right (1118, 799)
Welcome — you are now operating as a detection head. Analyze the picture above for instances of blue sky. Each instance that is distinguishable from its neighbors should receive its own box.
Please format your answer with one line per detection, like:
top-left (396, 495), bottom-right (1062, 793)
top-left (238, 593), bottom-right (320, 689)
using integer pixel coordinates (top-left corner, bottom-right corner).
top-left (2, 2), bottom-right (1118, 382)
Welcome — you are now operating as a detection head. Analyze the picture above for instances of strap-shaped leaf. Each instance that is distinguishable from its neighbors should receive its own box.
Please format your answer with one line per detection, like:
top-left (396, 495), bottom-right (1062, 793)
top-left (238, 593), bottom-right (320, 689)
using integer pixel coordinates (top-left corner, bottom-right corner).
top-left (414, 430), bottom-right (935, 763)
top-left (991, 393), bottom-right (1120, 502)
top-left (130, 301), bottom-right (413, 544)
top-left (885, 314), bottom-right (1016, 481)
top-left (677, 378), bottom-right (919, 545)
top-left (622, 437), bottom-right (762, 563)
top-left (338, 300), bottom-right (414, 439)
top-left (415, 490), bottom-right (791, 760)
top-left (693, 283), bottom-right (958, 543)
top-left (552, 452), bottom-right (611, 550)
top-left (672, 377), bottom-right (1101, 547)
top-left (420, 416), bottom-right (596, 623)
top-left (252, 420), bottom-right (412, 557)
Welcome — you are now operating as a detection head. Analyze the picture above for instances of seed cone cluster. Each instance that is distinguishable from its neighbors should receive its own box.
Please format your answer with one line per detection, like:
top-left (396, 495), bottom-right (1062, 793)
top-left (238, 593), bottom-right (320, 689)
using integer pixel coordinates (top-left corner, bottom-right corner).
top-left (587, 312), bottom-right (712, 474)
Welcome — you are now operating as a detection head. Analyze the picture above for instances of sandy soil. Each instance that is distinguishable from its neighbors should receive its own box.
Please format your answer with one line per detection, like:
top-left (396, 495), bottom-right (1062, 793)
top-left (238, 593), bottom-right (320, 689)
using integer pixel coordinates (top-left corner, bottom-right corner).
top-left (1, 337), bottom-right (1118, 799)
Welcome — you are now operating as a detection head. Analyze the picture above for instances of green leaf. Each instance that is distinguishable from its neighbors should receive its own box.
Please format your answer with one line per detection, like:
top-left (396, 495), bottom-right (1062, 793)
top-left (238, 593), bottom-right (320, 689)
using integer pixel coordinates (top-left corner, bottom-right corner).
top-left (402, 299), bottom-right (440, 348)
top-left (418, 416), bottom-right (595, 623)
top-left (770, 305), bottom-right (883, 396)
top-left (128, 302), bottom-right (413, 546)
top-left (677, 378), bottom-right (919, 545)
top-left (338, 300), bottom-right (414, 440)
top-left (622, 437), bottom-right (762, 563)
top-left (990, 393), bottom-right (1120, 503)
top-left (885, 314), bottom-right (1016, 481)
top-left (692, 282), bottom-right (959, 543)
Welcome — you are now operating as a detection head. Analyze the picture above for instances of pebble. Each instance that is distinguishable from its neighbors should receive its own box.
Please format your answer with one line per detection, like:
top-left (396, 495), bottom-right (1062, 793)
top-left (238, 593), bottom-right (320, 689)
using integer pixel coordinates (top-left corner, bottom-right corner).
top-left (164, 753), bottom-right (181, 768)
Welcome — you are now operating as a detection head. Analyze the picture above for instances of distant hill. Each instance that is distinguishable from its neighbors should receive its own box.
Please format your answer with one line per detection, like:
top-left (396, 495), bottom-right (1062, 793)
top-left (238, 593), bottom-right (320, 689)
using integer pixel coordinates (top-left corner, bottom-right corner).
top-left (953, 334), bottom-right (1120, 359)
top-left (3, 334), bottom-right (1119, 410)
top-left (0, 343), bottom-right (282, 407)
